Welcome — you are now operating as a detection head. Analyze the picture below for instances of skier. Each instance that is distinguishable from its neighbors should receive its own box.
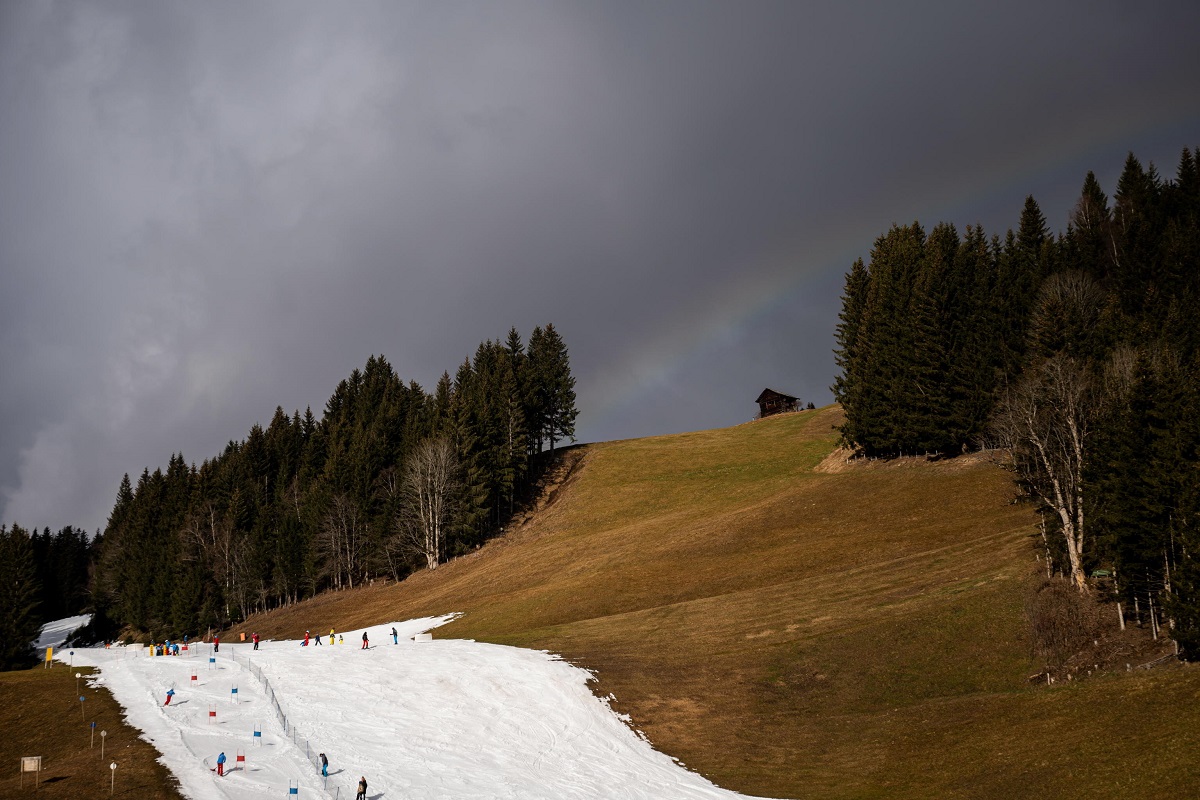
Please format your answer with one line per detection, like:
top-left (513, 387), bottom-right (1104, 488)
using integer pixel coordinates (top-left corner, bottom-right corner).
top-left (303, 630), bottom-right (310, 646)
top-left (213, 635), bottom-right (220, 653)
top-left (216, 751), bottom-right (227, 777)
top-left (164, 688), bottom-right (174, 706)
top-left (338, 635), bottom-right (344, 645)
top-left (319, 752), bottom-right (328, 777)
top-left (329, 628), bottom-right (335, 645)
top-left (392, 626), bottom-right (398, 644)
top-left (361, 631), bottom-right (369, 649)
top-left (356, 776), bottom-right (367, 800)
top-left (252, 632), bottom-right (260, 650)
top-left (313, 627), bottom-right (322, 645)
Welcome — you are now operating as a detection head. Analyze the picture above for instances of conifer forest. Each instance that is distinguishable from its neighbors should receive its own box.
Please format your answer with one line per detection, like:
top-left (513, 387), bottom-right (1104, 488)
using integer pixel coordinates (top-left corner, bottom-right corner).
top-left (834, 148), bottom-right (1200, 656)
top-left (1, 324), bottom-right (577, 662)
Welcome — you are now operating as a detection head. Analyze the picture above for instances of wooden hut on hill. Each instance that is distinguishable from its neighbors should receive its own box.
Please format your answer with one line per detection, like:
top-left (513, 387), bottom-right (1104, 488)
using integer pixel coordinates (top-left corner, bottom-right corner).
top-left (756, 388), bottom-right (799, 418)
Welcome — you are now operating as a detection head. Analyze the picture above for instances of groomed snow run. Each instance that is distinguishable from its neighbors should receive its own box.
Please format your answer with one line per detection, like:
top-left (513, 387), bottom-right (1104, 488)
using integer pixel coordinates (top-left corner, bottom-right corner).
top-left (36, 613), bottom-right (92, 651)
top-left (64, 616), bottom-right (775, 800)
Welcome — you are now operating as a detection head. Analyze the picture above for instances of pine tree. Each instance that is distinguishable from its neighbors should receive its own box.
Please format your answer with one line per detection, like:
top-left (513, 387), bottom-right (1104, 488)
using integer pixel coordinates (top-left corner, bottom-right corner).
top-left (0, 524), bottom-right (42, 669)
top-left (832, 258), bottom-right (869, 447)
top-left (530, 323), bottom-right (578, 452)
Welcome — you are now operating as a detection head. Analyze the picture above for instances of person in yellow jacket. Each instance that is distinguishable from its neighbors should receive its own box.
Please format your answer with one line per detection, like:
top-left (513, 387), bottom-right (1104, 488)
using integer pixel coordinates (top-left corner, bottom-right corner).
top-left (329, 628), bottom-right (335, 645)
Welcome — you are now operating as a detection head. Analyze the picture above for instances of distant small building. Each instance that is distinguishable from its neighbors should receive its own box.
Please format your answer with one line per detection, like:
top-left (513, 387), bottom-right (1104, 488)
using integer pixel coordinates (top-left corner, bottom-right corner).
top-left (756, 388), bottom-right (799, 418)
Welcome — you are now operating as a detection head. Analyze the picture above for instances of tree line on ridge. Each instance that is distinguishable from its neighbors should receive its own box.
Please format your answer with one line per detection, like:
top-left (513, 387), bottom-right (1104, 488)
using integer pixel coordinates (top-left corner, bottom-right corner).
top-left (833, 147), bottom-right (1200, 657)
top-left (0, 324), bottom-right (577, 664)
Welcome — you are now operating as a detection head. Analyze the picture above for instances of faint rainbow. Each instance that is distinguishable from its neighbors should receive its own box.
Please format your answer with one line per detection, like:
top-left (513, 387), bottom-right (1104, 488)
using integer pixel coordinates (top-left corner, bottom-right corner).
top-left (582, 102), bottom-right (1200, 438)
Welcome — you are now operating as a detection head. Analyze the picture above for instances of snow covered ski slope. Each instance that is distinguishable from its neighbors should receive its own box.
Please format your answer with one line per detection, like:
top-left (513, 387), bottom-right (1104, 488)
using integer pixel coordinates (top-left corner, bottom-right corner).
top-left (66, 616), bottom-right (774, 800)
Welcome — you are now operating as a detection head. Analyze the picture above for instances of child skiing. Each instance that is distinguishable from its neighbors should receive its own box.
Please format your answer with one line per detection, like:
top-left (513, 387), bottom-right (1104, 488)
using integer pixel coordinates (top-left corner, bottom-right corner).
top-left (164, 688), bottom-right (174, 706)
top-left (213, 635), bottom-right (220, 653)
top-left (329, 628), bottom-right (335, 645)
top-left (319, 752), bottom-right (328, 777)
top-left (361, 631), bottom-right (369, 649)
top-left (392, 626), bottom-right (398, 644)
top-left (252, 632), bottom-right (260, 650)
top-left (303, 630), bottom-right (310, 646)
top-left (216, 751), bottom-right (227, 777)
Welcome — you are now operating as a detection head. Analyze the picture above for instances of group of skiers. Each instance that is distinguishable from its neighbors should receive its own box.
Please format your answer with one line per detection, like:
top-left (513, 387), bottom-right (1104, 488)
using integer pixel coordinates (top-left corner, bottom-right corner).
top-left (297, 627), bottom-right (401, 648)
top-left (302, 629), bottom-right (345, 646)
top-left (150, 633), bottom-right (230, 656)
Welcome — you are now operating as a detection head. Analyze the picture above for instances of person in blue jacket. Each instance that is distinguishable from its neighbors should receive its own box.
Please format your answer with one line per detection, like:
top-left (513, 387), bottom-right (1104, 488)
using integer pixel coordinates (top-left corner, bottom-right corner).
top-left (164, 688), bottom-right (174, 706)
top-left (216, 751), bottom-right (227, 777)
top-left (320, 752), bottom-right (328, 777)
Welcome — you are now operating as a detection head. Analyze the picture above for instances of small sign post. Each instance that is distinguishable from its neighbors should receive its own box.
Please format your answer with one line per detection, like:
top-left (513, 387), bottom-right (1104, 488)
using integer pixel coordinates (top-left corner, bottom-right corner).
top-left (110, 762), bottom-right (117, 794)
top-left (79, 695), bottom-right (86, 722)
top-left (101, 730), bottom-right (107, 759)
top-left (44, 647), bottom-right (52, 669)
top-left (91, 720), bottom-right (96, 748)
top-left (76, 672), bottom-right (82, 694)
top-left (20, 756), bottom-right (41, 789)
top-left (230, 685), bottom-right (238, 704)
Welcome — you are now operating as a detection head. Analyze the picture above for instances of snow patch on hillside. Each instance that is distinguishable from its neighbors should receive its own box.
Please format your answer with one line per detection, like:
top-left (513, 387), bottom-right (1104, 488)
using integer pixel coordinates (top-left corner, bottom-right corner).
top-left (62, 615), bottom-right (772, 800)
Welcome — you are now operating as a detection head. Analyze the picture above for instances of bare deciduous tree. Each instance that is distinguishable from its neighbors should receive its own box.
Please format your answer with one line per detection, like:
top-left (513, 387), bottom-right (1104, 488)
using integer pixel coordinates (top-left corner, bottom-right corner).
top-left (319, 493), bottom-right (367, 589)
top-left (182, 500), bottom-right (240, 618)
top-left (396, 437), bottom-right (459, 570)
top-left (992, 354), bottom-right (1097, 591)
top-left (1026, 271), bottom-right (1106, 360)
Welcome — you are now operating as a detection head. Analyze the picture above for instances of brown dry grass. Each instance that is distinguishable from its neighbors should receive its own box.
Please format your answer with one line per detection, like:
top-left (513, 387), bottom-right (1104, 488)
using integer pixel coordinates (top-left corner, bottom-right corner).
top-left (223, 406), bottom-right (1200, 799)
top-left (0, 663), bottom-right (184, 800)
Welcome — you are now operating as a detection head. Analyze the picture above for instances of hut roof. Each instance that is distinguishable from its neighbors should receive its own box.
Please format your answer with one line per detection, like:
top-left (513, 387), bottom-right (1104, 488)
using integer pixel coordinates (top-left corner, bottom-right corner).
top-left (755, 388), bottom-right (798, 404)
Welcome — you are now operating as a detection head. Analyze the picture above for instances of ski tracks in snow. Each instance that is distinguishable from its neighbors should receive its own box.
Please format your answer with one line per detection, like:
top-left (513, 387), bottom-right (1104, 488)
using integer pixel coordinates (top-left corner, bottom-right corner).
top-left (66, 616), bottom-right (774, 800)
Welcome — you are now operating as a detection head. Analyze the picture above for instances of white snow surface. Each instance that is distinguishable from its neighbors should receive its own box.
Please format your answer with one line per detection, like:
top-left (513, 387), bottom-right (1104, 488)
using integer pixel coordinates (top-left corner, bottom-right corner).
top-left (63, 616), bottom-right (773, 800)
top-left (36, 613), bottom-right (92, 650)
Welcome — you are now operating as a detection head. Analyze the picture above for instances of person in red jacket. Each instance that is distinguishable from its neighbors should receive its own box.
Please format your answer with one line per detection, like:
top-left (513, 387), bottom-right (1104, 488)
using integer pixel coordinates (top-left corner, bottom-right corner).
top-left (213, 634), bottom-right (220, 653)
top-left (303, 630), bottom-right (310, 646)
top-left (252, 632), bottom-right (260, 650)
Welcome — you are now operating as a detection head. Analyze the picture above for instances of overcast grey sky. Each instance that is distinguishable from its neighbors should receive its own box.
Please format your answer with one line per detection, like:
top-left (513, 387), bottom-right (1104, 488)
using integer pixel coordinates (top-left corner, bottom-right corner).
top-left (1, 1), bottom-right (1198, 533)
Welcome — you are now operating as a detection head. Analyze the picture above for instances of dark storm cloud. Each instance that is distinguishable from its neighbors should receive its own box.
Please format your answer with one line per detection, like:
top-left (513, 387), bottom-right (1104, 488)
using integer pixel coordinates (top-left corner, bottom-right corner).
top-left (2, 1), bottom-right (1198, 531)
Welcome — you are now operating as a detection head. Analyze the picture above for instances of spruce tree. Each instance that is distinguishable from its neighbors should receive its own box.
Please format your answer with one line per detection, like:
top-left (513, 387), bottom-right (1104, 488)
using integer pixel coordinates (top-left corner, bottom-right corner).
top-left (527, 324), bottom-right (578, 452)
top-left (0, 524), bottom-right (42, 669)
top-left (832, 258), bottom-right (869, 447)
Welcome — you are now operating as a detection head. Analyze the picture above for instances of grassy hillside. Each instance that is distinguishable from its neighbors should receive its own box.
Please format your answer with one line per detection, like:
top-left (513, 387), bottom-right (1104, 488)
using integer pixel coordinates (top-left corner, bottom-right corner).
top-left (236, 406), bottom-right (1200, 798)
top-left (0, 665), bottom-right (184, 800)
